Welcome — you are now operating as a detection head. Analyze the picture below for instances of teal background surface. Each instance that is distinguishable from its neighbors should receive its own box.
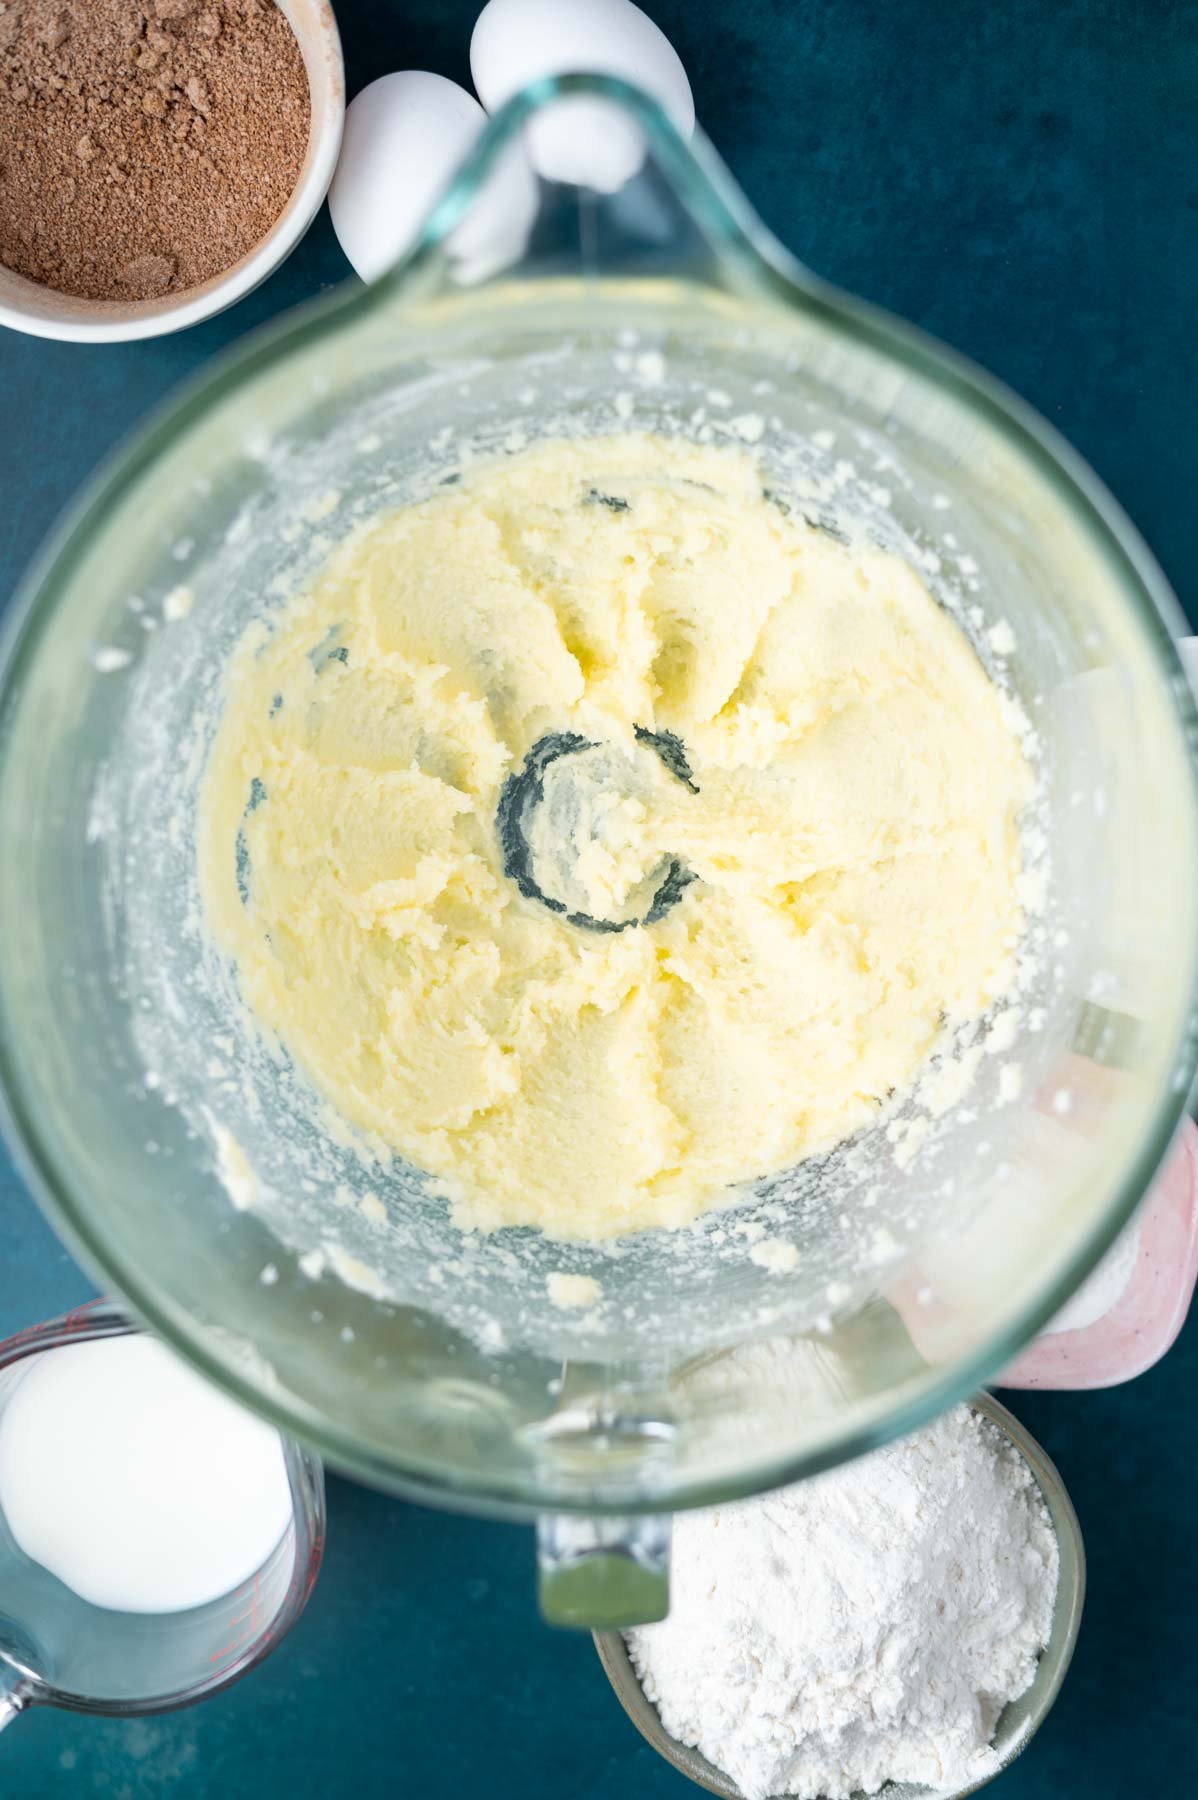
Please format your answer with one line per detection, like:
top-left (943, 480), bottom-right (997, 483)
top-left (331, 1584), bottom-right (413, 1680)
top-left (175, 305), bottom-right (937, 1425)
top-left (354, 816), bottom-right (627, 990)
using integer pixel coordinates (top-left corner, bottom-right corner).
top-left (1, 0), bottom-right (1196, 1794)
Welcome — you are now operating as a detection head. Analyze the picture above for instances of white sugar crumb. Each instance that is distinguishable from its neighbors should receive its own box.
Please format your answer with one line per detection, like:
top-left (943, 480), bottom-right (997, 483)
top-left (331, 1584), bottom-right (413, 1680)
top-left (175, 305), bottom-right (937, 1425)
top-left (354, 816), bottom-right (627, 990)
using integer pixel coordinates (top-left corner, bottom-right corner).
top-left (298, 1248), bottom-right (326, 1281)
top-left (546, 1272), bottom-right (602, 1310)
top-left (304, 489), bottom-right (341, 522)
top-left (1051, 1088), bottom-right (1074, 1115)
top-left (627, 1401), bottom-right (1058, 1800)
top-left (325, 1242), bottom-right (387, 1300)
top-left (887, 1114), bottom-right (930, 1169)
top-left (919, 1044), bottom-right (984, 1117)
top-left (1016, 866), bottom-right (1049, 914)
top-left (998, 1063), bottom-right (1024, 1104)
top-left (987, 619), bottom-right (1017, 657)
top-left (163, 584), bottom-right (194, 622)
top-left (212, 1125), bottom-right (258, 1213)
top-left (870, 1226), bottom-right (900, 1263)
top-left (986, 1007), bottom-right (1021, 1056)
top-left (92, 646), bottom-right (132, 673)
top-left (635, 350), bottom-right (666, 385)
top-left (359, 1190), bottom-right (387, 1225)
top-left (259, 1263), bottom-right (278, 1287)
top-left (997, 689), bottom-right (1025, 727)
top-left (730, 412), bottom-right (766, 443)
top-left (749, 1238), bottom-right (799, 1274)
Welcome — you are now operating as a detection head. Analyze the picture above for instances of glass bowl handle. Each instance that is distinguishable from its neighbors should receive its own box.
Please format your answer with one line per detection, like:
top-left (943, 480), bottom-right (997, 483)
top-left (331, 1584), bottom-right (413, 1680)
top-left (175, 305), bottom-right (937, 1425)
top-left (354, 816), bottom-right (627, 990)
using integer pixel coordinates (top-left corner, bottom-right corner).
top-left (536, 1513), bottom-right (671, 1629)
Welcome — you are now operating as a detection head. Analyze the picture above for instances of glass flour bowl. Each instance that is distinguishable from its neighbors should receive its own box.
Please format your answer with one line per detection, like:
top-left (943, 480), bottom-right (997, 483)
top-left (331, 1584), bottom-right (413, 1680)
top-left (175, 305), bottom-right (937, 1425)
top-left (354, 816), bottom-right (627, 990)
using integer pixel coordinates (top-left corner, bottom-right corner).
top-left (0, 79), bottom-right (1195, 1625)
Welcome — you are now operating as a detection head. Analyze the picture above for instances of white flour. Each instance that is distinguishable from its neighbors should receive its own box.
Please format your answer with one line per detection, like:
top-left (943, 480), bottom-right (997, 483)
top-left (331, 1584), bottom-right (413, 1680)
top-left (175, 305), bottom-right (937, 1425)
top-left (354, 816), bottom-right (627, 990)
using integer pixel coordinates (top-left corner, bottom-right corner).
top-left (627, 1404), bottom-right (1058, 1800)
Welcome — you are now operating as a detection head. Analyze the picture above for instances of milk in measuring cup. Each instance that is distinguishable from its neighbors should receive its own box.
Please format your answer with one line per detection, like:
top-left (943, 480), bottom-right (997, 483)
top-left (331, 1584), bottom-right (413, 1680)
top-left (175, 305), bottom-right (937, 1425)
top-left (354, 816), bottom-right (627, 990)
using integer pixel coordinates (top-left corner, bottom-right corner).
top-left (0, 1334), bottom-right (291, 1612)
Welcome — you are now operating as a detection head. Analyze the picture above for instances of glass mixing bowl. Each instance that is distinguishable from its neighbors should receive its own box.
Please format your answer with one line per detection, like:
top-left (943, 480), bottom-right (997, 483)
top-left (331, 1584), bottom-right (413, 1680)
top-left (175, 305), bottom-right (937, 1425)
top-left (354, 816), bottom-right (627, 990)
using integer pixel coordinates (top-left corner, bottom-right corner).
top-left (0, 80), bottom-right (1195, 1623)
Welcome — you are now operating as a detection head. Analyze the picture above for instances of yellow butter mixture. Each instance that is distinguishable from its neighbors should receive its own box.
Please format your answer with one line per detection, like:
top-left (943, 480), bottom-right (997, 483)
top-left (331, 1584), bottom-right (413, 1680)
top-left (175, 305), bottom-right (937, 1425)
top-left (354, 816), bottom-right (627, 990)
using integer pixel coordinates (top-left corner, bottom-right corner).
top-left (199, 438), bottom-right (1030, 1239)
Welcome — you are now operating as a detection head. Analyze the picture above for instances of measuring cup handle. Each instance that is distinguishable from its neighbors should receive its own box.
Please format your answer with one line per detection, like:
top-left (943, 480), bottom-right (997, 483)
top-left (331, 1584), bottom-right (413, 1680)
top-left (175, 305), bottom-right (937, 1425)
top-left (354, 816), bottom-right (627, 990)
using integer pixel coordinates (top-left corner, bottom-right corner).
top-left (536, 1512), bottom-right (671, 1629)
top-left (0, 1662), bottom-right (31, 1732)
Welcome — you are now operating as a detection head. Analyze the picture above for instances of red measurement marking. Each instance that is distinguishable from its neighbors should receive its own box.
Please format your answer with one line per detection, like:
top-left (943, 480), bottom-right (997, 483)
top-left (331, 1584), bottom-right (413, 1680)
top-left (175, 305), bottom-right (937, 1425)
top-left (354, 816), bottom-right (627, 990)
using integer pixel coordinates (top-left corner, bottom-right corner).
top-left (208, 1583), bottom-right (255, 1662)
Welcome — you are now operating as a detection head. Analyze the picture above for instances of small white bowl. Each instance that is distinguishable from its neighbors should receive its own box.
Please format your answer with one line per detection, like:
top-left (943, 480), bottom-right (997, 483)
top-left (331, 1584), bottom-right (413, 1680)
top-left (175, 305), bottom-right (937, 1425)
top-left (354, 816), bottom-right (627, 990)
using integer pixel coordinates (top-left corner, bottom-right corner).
top-left (0, 0), bottom-right (344, 343)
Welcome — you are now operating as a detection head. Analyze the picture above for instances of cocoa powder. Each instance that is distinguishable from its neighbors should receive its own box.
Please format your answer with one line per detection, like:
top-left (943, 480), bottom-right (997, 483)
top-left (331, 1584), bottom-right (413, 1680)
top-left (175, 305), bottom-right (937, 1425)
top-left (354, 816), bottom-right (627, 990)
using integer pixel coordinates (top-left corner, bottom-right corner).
top-left (0, 0), bottom-right (311, 301)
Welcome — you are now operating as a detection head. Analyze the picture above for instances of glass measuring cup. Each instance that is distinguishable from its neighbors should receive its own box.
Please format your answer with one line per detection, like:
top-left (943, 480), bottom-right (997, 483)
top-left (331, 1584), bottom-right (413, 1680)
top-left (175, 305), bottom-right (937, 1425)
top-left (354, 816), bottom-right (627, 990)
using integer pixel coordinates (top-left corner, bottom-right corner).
top-left (0, 76), bottom-right (1194, 1628)
top-left (0, 1302), bottom-right (324, 1731)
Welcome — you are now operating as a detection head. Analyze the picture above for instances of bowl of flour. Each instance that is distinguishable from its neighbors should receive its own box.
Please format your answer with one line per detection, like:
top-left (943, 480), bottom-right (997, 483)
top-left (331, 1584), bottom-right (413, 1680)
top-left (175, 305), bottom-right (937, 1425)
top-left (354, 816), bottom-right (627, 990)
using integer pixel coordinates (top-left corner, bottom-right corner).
top-left (595, 1391), bottom-right (1083, 1800)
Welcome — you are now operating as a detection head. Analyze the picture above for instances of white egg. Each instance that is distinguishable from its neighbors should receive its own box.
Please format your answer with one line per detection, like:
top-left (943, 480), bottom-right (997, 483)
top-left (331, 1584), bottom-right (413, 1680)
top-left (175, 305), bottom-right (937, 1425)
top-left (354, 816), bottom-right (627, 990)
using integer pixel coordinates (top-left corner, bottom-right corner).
top-left (328, 70), bottom-right (538, 284)
top-left (471, 0), bottom-right (694, 192)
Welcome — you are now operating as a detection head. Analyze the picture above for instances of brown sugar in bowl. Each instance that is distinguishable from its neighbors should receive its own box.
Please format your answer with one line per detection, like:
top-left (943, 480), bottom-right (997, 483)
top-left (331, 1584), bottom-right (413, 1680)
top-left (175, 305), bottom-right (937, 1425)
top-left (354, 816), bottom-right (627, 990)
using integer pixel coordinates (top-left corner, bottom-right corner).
top-left (0, 0), bottom-right (344, 342)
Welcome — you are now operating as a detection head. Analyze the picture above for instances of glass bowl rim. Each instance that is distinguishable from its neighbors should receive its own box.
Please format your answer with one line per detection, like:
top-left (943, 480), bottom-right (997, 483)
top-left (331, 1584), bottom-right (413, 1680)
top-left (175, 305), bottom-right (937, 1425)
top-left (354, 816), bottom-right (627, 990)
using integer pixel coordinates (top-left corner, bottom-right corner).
top-left (0, 75), bottom-right (1195, 1516)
